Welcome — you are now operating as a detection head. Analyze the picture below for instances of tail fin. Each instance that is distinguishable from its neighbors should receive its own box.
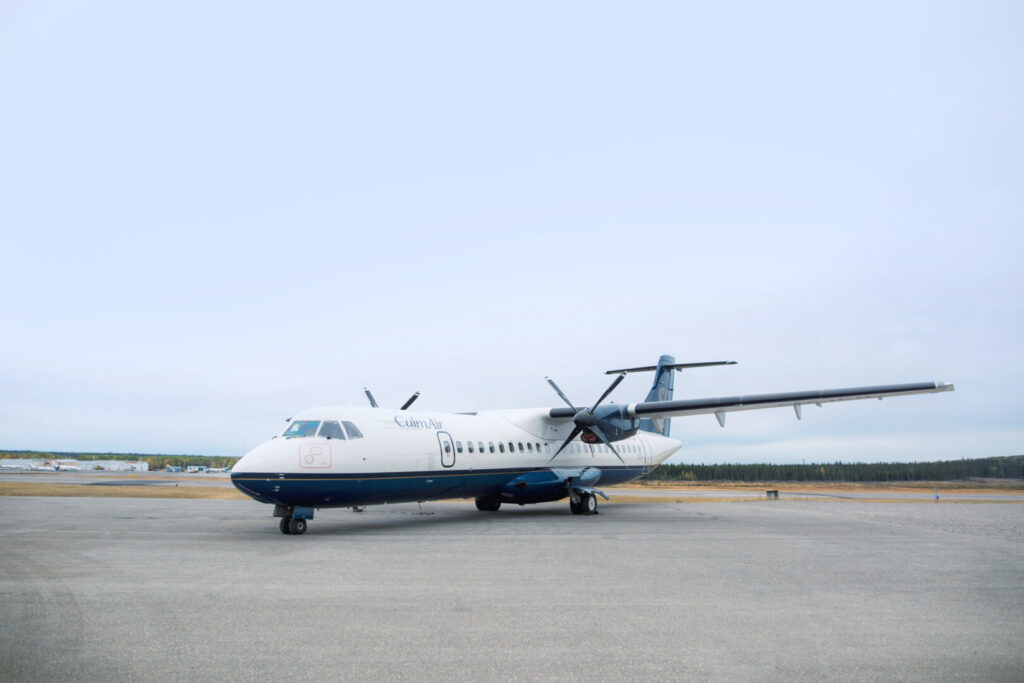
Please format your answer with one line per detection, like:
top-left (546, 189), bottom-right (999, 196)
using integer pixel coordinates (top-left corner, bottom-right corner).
top-left (638, 355), bottom-right (676, 436)
top-left (603, 356), bottom-right (737, 436)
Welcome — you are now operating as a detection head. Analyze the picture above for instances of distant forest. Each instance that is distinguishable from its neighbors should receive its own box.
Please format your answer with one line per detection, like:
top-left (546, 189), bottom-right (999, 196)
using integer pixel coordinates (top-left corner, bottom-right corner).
top-left (643, 455), bottom-right (1024, 482)
top-left (0, 450), bottom-right (239, 470)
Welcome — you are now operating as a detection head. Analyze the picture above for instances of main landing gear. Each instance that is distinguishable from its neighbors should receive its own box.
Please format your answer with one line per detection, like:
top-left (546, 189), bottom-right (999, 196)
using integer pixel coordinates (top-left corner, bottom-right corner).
top-left (475, 497), bottom-right (501, 512)
top-left (275, 505), bottom-right (313, 535)
top-left (570, 492), bottom-right (598, 515)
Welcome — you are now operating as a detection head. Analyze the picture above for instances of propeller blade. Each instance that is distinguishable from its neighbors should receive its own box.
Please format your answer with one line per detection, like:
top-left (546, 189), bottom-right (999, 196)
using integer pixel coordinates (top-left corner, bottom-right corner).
top-left (400, 391), bottom-right (420, 410)
top-left (549, 424), bottom-right (584, 461)
top-left (545, 377), bottom-right (577, 410)
top-left (588, 373), bottom-right (626, 414)
top-left (363, 388), bottom-right (379, 408)
top-left (589, 424), bottom-right (624, 464)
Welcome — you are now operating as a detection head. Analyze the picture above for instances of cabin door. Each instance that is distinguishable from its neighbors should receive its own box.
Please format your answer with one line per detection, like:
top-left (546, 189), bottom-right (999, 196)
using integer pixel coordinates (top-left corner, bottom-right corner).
top-left (437, 431), bottom-right (455, 468)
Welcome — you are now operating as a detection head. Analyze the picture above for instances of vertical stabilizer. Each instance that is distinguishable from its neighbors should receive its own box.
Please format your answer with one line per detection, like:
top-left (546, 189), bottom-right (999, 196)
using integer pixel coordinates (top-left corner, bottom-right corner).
top-left (639, 355), bottom-right (676, 436)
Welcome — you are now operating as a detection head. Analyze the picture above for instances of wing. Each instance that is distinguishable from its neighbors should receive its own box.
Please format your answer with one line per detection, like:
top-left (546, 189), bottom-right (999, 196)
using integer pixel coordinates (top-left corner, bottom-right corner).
top-left (626, 381), bottom-right (954, 424)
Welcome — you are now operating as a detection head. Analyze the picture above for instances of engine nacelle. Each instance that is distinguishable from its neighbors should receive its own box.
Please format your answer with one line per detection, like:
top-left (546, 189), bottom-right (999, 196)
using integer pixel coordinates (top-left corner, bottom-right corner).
top-left (584, 404), bottom-right (639, 443)
top-left (499, 470), bottom-right (570, 504)
top-left (498, 467), bottom-right (603, 504)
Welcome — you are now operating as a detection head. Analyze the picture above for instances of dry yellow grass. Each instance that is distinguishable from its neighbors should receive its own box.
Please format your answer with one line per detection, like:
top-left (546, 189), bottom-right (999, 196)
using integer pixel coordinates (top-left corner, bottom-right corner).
top-left (0, 481), bottom-right (248, 500)
top-left (603, 495), bottom-right (1023, 504)
top-left (1, 480), bottom-right (1020, 504)
top-left (619, 481), bottom-right (1024, 494)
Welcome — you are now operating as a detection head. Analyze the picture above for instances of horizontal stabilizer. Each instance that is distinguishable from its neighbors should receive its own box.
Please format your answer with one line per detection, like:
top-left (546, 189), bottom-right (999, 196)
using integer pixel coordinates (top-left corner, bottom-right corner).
top-left (605, 361), bottom-right (737, 375)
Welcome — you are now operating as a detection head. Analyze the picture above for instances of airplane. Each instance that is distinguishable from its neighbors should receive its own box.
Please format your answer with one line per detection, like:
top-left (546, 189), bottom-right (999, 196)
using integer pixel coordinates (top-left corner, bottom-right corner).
top-left (230, 355), bottom-right (954, 535)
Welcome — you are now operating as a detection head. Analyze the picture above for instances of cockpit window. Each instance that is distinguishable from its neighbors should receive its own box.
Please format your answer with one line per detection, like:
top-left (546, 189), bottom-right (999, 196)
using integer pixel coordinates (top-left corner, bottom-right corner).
top-left (284, 421), bottom-right (320, 438)
top-left (341, 421), bottom-right (363, 439)
top-left (318, 421), bottom-right (346, 439)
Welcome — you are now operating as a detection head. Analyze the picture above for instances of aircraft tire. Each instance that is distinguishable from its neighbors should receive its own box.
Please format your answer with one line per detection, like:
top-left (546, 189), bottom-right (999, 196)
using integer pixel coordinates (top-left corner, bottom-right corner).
top-left (289, 518), bottom-right (307, 535)
top-left (280, 517), bottom-right (293, 534)
top-left (475, 497), bottom-right (501, 512)
top-left (569, 499), bottom-right (583, 515)
top-left (583, 493), bottom-right (597, 515)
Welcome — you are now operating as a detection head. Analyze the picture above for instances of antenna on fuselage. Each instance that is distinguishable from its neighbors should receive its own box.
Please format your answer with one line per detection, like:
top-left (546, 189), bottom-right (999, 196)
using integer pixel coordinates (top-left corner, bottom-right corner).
top-left (363, 388), bottom-right (379, 408)
top-left (400, 392), bottom-right (420, 410)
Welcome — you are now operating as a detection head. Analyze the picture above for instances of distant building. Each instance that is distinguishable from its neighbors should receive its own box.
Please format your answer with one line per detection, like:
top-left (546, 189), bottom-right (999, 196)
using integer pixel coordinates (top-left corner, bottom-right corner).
top-left (89, 460), bottom-right (150, 472)
top-left (1, 458), bottom-right (149, 472)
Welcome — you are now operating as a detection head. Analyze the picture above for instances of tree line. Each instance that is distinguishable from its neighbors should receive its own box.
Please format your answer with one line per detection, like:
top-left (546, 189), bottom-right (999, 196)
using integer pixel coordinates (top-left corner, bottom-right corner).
top-left (0, 450), bottom-right (240, 470)
top-left (643, 455), bottom-right (1024, 482)
top-left (5, 449), bottom-right (1023, 482)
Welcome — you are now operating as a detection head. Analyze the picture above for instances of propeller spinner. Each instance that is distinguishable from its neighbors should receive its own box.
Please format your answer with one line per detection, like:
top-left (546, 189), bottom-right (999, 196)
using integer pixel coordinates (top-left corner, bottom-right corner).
top-left (545, 373), bottom-right (627, 463)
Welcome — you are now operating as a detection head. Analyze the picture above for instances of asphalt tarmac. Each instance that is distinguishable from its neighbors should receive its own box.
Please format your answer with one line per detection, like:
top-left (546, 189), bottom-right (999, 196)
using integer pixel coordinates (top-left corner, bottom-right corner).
top-left (1, 495), bottom-right (1021, 681)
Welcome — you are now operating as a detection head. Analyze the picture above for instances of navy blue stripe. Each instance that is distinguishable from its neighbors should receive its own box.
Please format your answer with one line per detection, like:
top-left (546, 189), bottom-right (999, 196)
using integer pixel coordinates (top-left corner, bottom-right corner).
top-left (231, 466), bottom-right (648, 508)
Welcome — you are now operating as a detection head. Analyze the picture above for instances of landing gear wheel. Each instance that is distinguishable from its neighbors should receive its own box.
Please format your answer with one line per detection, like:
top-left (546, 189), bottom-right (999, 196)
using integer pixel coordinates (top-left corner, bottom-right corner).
top-left (475, 497), bottom-right (501, 512)
top-left (280, 517), bottom-right (293, 534)
top-left (570, 498), bottom-right (583, 515)
top-left (582, 493), bottom-right (597, 515)
top-left (288, 518), bottom-right (307, 535)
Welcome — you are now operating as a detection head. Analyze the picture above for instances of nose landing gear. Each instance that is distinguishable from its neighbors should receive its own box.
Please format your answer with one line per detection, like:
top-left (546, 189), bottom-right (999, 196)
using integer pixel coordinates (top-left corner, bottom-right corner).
top-left (275, 505), bottom-right (313, 535)
top-left (279, 517), bottom-right (307, 534)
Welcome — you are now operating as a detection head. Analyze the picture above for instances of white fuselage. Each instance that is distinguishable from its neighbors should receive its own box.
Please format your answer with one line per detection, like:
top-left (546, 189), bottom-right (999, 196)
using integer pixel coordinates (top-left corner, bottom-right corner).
top-left (233, 406), bottom-right (680, 476)
top-left (230, 406), bottom-right (681, 509)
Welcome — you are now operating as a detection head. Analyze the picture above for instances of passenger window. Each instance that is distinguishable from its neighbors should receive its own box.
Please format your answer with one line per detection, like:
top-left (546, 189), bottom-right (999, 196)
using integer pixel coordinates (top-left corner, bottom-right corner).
top-left (518, 442), bottom-right (524, 453)
top-left (488, 442), bottom-right (495, 453)
top-left (499, 442), bottom-right (505, 453)
top-left (535, 442), bottom-right (541, 452)
top-left (527, 443), bottom-right (533, 452)
top-left (467, 442), bottom-right (474, 453)
top-left (508, 442), bottom-right (514, 453)
top-left (284, 420), bottom-right (320, 438)
top-left (444, 442), bottom-right (451, 453)
top-left (478, 441), bottom-right (484, 453)
top-left (318, 421), bottom-right (346, 439)
top-left (456, 441), bottom-right (463, 453)
top-left (341, 421), bottom-right (363, 439)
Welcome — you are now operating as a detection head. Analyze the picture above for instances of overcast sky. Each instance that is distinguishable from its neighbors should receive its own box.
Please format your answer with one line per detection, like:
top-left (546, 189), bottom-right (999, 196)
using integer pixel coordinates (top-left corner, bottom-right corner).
top-left (1, 1), bottom-right (1021, 463)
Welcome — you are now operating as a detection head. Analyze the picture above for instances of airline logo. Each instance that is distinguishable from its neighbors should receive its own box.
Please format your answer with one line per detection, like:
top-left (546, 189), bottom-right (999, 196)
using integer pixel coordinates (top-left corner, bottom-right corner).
top-left (394, 416), bottom-right (445, 429)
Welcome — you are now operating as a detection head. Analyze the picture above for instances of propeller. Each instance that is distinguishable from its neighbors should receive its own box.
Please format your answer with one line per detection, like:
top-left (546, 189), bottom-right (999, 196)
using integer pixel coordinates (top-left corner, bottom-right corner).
top-left (363, 388), bottom-right (379, 408)
top-left (545, 373), bottom-right (626, 463)
top-left (364, 388), bottom-right (420, 410)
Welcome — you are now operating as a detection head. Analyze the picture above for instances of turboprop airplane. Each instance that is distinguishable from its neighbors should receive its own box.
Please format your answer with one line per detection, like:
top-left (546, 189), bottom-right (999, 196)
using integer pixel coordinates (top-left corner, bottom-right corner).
top-left (230, 355), bottom-right (954, 535)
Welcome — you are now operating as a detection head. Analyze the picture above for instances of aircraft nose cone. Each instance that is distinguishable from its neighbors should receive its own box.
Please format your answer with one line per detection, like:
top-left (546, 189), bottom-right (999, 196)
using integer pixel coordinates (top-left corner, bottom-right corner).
top-left (231, 440), bottom-right (280, 474)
